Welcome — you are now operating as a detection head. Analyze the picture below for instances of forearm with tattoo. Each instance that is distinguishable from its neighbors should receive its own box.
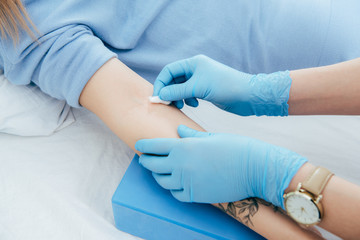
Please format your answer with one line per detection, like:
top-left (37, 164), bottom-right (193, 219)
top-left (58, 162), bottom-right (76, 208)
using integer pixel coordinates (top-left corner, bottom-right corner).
top-left (214, 198), bottom-right (284, 228)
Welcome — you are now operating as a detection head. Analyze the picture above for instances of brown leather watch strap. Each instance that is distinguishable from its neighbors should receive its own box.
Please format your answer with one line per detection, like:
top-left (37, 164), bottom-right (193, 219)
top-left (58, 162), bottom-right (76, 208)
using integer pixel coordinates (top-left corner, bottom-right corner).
top-left (302, 167), bottom-right (334, 196)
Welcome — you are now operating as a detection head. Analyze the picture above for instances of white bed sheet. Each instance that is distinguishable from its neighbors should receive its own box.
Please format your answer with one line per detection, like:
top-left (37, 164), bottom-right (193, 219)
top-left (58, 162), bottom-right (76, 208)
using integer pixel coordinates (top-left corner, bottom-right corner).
top-left (0, 101), bottom-right (359, 240)
top-left (0, 108), bottom-right (140, 240)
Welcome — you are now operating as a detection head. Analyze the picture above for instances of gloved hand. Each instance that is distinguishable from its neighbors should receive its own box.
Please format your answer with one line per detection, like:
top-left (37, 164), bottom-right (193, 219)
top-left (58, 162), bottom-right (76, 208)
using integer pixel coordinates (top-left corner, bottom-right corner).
top-left (135, 125), bottom-right (307, 209)
top-left (153, 55), bottom-right (292, 116)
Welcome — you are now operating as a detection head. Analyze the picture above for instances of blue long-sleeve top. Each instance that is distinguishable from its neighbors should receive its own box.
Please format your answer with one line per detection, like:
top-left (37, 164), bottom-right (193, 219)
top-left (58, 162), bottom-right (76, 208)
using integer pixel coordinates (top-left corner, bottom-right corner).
top-left (1, 0), bottom-right (359, 107)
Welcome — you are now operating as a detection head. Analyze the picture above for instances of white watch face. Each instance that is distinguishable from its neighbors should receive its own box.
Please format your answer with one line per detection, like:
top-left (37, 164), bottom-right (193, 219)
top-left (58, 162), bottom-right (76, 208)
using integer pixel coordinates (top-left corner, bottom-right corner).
top-left (285, 192), bottom-right (320, 225)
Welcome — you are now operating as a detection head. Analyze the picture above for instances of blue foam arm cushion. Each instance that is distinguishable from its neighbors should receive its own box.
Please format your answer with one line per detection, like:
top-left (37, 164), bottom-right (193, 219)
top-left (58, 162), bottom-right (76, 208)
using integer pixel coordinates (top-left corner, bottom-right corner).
top-left (112, 155), bottom-right (264, 240)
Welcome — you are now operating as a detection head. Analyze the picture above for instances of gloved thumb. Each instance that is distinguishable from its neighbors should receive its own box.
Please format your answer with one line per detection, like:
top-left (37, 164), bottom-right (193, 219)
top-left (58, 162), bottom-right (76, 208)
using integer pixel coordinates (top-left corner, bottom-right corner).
top-left (177, 125), bottom-right (210, 138)
top-left (159, 82), bottom-right (193, 101)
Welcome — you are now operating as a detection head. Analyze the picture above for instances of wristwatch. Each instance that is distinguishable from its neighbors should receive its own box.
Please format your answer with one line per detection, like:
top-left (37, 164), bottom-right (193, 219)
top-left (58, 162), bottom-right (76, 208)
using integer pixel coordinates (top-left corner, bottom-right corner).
top-left (283, 166), bottom-right (334, 226)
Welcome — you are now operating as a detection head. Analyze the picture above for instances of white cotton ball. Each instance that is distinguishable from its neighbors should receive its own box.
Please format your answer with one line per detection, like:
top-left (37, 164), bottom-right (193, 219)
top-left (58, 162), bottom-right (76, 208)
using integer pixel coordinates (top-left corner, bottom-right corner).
top-left (148, 96), bottom-right (171, 105)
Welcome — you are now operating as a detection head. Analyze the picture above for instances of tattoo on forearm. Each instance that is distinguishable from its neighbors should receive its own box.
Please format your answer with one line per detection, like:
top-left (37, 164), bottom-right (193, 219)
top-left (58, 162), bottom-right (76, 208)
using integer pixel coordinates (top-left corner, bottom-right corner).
top-left (214, 198), bottom-right (284, 227)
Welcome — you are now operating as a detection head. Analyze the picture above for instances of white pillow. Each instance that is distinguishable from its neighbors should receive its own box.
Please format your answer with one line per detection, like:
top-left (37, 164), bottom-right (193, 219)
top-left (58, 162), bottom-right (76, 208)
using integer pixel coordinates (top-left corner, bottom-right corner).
top-left (0, 74), bottom-right (75, 136)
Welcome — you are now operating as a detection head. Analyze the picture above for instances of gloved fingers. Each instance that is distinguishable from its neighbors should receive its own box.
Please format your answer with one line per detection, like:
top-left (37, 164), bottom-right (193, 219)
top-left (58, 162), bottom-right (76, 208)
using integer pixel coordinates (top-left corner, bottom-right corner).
top-left (158, 81), bottom-right (194, 102)
top-left (177, 125), bottom-right (211, 138)
top-left (184, 97), bottom-right (199, 108)
top-left (173, 100), bottom-right (184, 109)
top-left (171, 189), bottom-right (191, 202)
top-left (173, 77), bottom-right (194, 108)
top-left (138, 154), bottom-right (173, 174)
top-left (152, 172), bottom-right (182, 190)
top-left (173, 76), bottom-right (188, 84)
top-left (153, 59), bottom-right (193, 96)
top-left (135, 138), bottom-right (180, 155)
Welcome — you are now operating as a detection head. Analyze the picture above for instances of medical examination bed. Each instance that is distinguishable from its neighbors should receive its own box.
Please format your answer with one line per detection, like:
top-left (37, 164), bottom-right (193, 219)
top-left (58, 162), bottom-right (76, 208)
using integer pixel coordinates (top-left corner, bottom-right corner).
top-left (0, 74), bottom-right (358, 240)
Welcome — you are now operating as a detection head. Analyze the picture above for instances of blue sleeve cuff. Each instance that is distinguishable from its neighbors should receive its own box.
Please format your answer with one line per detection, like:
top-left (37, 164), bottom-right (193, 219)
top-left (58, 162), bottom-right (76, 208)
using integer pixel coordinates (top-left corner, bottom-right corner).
top-left (3, 25), bottom-right (117, 108)
top-left (63, 38), bottom-right (117, 108)
top-left (40, 27), bottom-right (117, 107)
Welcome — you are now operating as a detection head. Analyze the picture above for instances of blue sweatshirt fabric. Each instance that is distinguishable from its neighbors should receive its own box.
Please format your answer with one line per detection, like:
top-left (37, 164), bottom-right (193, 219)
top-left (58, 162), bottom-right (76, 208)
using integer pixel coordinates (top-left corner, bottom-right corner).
top-left (1, 0), bottom-right (359, 107)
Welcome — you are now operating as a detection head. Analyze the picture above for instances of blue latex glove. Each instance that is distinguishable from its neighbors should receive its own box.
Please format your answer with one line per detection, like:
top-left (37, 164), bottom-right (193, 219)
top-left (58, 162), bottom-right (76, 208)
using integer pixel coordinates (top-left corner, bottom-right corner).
top-left (153, 55), bottom-right (292, 116)
top-left (135, 125), bottom-right (307, 209)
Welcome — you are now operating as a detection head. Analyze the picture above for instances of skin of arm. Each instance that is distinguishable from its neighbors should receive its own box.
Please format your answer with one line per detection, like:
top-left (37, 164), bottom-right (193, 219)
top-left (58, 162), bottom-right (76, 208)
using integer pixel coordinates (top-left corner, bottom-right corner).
top-left (289, 58), bottom-right (360, 115)
top-left (79, 58), bottom-right (321, 239)
top-left (287, 58), bottom-right (360, 238)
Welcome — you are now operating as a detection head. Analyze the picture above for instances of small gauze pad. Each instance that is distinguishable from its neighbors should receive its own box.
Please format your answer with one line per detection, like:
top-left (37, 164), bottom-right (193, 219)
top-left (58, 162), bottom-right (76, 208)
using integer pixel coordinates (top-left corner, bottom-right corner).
top-left (148, 96), bottom-right (171, 105)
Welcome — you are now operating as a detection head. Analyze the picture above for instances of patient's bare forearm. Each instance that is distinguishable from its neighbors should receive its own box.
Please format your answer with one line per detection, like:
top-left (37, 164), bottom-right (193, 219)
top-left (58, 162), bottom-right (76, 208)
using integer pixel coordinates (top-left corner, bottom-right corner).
top-left (79, 58), bottom-right (200, 153)
top-left (289, 58), bottom-right (360, 115)
top-left (79, 58), bottom-right (322, 239)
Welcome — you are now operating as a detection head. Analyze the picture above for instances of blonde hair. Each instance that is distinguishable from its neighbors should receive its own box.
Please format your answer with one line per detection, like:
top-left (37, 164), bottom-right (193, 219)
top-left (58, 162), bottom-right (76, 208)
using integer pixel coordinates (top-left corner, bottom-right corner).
top-left (0, 0), bottom-right (36, 43)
